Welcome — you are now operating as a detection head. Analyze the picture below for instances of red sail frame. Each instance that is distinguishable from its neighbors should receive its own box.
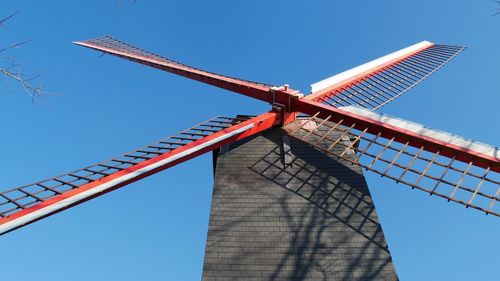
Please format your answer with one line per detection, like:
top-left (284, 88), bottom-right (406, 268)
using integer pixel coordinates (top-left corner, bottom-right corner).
top-left (296, 99), bottom-right (500, 173)
top-left (0, 112), bottom-right (279, 235)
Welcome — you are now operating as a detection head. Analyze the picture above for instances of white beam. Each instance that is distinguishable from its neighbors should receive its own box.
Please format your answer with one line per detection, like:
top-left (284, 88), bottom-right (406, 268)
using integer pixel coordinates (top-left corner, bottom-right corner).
top-left (310, 41), bottom-right (433, 93)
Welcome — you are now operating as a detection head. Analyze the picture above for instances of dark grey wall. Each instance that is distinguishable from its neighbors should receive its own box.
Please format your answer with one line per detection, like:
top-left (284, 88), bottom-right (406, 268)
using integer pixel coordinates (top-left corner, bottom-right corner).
top-left (202, 128), bottom-right (398, 281)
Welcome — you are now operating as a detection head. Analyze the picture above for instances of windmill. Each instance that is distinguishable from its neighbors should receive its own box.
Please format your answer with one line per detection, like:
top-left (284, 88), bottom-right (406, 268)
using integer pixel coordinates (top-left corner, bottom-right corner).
top-left (0, 36), bottom-right (498, 280)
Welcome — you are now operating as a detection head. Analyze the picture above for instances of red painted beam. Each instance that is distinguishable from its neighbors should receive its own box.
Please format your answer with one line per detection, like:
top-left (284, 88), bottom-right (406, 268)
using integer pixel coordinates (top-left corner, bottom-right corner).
top-left (0, 112), bottom-right (279, 236)
top-left (296, 99), bottom-right (500, 172)
top-left (75, 38), bottom-right (274, 104)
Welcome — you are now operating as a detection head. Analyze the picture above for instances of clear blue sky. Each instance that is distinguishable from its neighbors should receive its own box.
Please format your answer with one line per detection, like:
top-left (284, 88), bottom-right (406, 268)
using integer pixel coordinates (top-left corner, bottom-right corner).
top-left (0, 1), bottom-right (499, 280)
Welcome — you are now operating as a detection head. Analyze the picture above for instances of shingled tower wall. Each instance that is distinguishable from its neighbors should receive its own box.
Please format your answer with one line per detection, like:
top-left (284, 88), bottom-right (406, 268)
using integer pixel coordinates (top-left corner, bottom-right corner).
top-left (202, 127), bottom-right (399, 280)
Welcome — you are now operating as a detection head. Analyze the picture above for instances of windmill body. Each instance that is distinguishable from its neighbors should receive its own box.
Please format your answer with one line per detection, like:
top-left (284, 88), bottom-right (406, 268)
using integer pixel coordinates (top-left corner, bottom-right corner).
top-left (204, 128), bottom-right (398, 280)
top-left (0, 36), bottom-right (498, 279)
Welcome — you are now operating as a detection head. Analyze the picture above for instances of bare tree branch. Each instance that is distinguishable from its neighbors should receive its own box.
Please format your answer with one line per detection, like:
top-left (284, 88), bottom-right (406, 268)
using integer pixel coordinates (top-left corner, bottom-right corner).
top-left (0, 40), bottom-right (30, 54)
top-left (0, 11), bottom-right (20, 27)
top-left (0, 11), bottom-right (51, 102)
top-left (493, 0), bottom-right (500, 16)
top-left (111, 0), bottom-right (136, 9)
top-left (0, 66), bottom-right (46, 102)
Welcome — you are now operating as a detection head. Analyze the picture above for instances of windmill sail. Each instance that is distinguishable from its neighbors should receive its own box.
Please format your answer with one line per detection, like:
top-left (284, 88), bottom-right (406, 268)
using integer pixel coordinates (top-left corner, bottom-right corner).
top-left (285, 104), bottom-right (500, 216)
top-left (0, 113), bottom-right (278, 236)
top-left (74, 36), bottom-right (275, 103)
top-left (307, 41), bottom-right (465, 109)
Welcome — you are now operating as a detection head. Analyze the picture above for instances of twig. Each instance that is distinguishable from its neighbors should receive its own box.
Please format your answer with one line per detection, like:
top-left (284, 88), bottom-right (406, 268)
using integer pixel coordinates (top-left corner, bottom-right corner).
top-left (0, 11), bottom-right (20, 27)
top-left (111, 0), bottom-right (136, 9)
top-left (0, 40), bottom-right (30, 54)
top-left (493, 0), bottom-right (500, 16)
top-left (0, 66), bottom-right (47, 102)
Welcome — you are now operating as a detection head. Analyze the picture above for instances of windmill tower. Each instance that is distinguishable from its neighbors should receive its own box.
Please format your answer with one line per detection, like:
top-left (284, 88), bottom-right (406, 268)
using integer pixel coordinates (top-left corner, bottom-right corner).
top-left (0, 36), bottom-right (498, 280)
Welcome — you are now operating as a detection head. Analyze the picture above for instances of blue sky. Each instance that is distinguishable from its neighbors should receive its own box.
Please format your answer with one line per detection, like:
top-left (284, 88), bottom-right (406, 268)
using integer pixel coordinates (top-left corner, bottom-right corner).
top-left (0, 1), bottom-right (499, 280)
